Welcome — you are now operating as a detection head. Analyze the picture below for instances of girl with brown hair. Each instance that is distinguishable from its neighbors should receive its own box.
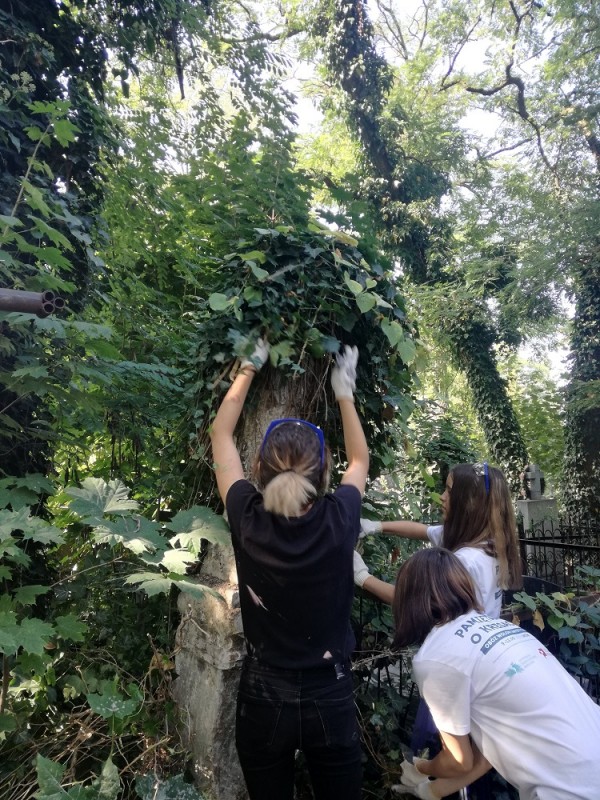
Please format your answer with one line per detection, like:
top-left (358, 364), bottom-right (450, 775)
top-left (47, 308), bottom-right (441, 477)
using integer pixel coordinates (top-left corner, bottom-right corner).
top-left (355, 463), bottom-right (523, 616)
top-left (210, 341), bottom-right (369, 800)
top-left (390, 548), bottom-right (600, 800)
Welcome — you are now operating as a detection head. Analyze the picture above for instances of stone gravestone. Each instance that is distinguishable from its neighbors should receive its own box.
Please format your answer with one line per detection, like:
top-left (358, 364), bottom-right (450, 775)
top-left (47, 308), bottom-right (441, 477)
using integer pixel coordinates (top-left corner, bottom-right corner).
top-left (517, 464), bottom-right (562, 583)
top-left (517, 463), bottom-right (557, 533)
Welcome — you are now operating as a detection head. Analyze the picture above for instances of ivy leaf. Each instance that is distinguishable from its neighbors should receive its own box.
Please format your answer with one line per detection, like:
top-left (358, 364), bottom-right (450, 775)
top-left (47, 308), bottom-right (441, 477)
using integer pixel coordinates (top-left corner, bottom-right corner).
top-left (54, 614), bottom-right (87, 642)
top-left (92, 757), bottom-right (120, 800)
top-left (167, 506), bottom-right (230, 550)
top-left (36, 754), bottom-right (67, 800)
top-left (208, 293), bottom-right (230, 311)
top-left (558, 626), bottom-right (584, 644)
top-left (396, 337), bottom-right (417, 366)
top-left (321, 335), bottom-right (341, 353)
top-left (0, 712), bottom-right (17, 733)
top-left (343, 274), bottom-right (363, 296)
top-left (381, 319), bottom-right (404, 348)
top-left (356, 292), bottom-right (377, 313)
top-left (270, 340), bottom-right (294, 365)
top-left (86, 685), bottom-right (141, 720)
top-left (240, 250), bottom-right (266, 263)
top-left (248, 262), bottom-right (268, 281)
top-left (66, 478), bottom-right (139, 521)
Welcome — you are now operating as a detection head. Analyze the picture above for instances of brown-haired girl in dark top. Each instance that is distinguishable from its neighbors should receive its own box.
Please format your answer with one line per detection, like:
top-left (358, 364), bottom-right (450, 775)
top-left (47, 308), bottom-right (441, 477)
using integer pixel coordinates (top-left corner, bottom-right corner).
top-left (209, 340), bottom-right (369, 800)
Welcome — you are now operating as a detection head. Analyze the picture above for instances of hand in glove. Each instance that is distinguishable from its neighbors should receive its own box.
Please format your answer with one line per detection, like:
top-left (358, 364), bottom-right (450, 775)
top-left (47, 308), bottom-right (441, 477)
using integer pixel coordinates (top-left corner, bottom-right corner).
top-left (331, 345), bottom-right (358, 400)
top-left (241, 337), bottom-right (270, 371)
top-left (353, 550), bottom-right (372, 588)
top-left (360, 518), bottom-right (382, 538)
top-left (399, 759), bottom-right (429, 788)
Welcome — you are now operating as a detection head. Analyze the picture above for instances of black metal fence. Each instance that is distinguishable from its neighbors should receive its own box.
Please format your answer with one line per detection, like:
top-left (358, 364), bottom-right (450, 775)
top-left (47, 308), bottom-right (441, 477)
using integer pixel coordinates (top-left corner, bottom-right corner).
top-left (517, 516), bottom-right (600, 591)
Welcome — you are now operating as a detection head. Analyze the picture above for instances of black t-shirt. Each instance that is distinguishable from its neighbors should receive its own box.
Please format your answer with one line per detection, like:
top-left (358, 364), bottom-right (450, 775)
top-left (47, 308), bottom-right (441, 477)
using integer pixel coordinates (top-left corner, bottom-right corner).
top-left (226, 479), bottom-right (362, 670)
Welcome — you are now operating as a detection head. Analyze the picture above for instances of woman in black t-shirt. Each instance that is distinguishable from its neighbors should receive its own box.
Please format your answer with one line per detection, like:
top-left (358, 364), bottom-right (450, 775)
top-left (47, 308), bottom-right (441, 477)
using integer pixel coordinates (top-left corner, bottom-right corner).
top-left (210, 340), bottom-right (369, 800)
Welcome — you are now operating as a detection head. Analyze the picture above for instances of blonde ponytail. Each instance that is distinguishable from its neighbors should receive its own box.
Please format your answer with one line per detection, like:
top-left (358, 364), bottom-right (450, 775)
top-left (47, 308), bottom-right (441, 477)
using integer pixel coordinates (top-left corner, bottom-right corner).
top-left (262, 471), bottom-right (317, 518)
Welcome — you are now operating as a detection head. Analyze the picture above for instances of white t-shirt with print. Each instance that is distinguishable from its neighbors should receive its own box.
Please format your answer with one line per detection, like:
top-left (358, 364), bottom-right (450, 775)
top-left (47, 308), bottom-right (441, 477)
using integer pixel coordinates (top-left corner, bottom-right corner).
top-left (413, 613), bottom-right (600, 800)
top-left (426, 525), bottom-right (502, 618)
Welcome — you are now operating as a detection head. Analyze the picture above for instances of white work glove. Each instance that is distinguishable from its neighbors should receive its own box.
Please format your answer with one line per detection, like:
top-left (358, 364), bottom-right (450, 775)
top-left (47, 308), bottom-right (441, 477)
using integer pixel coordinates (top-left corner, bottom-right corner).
top-left (360, 518), bottom-right (382, 538)
top-left (399, 759), bottom-right (428, 788)
top-left (331, 345), bottom-right (358, 400)
top-left (240, 337), bottom-right (269, 371)
top-left (353, 550), bottom-right (371, 588)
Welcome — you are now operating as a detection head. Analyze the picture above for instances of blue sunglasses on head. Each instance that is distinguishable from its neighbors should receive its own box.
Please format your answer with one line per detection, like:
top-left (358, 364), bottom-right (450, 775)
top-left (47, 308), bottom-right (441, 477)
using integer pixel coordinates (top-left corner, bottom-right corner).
top-left (260, 418), bottom-right (326, 470)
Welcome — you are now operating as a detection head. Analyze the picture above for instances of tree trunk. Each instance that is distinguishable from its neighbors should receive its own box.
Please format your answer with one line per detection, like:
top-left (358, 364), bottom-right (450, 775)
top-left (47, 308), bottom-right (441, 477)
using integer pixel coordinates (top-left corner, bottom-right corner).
top-left (562, 245), bottom-right (600, 518)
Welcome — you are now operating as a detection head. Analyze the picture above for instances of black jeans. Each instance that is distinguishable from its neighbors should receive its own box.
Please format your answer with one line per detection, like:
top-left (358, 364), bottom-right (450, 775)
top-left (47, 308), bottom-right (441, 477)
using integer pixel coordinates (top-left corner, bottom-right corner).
top-left (236, 657), bottom-right (362, 800)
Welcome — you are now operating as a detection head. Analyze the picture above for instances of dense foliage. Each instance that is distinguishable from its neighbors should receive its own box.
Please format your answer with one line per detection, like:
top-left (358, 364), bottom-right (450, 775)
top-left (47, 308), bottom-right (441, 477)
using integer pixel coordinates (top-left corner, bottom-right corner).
top-left (1, 0), bottom-right (598, 797)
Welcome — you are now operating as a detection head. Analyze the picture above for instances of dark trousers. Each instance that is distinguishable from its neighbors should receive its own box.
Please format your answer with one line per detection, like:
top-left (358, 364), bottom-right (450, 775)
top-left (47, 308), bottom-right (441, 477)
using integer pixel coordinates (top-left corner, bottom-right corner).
top-left (236, 657), bottom-right (362, 800)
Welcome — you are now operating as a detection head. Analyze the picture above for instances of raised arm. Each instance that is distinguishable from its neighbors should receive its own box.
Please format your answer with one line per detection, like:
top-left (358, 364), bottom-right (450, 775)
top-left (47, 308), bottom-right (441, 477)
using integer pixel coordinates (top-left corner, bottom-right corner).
top-left (331, 346), bottom-right (369, 496)
top-left (209, 340), bottom-right (269, 503)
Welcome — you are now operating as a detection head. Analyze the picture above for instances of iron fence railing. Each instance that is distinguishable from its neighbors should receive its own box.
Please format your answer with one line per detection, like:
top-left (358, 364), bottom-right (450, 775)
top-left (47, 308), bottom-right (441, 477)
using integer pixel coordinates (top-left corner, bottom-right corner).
top-left (517, 516), bottom-right (600, 591)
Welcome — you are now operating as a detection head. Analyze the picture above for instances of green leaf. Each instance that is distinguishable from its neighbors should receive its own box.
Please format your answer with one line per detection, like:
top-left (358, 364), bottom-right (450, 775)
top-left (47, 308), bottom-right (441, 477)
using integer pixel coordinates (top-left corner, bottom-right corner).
top-left (159, 549), bottom-right (197, 572)
top-left (240, 250), bottom-right (267, 263)
top-left (356, 292), bottom-right (377, 313)
top-left (321, 335), bottom-right (341, 353)
top-left (92, 758), bottom-right (120, 800)
top-left (396, 337), bottom-right (417, 366)
top-left (66, 478), bottom-right (139, 521)
top-left (54, 614), bottom-right (87, 642)
top-left (18, 617), bottom-right (54, 655)
top-left (344, 274), bottom-right (363, 296)
top-left (12, 365), bottom-right (49, 380)
top-left (248, 262), bottom-right (268, 281)
top-left (0, 611), bottom-right (18, 656)
top-left (270, 340), bottom-right (295, 365)
top-left (22, 180), bottom-right (51, 217)
top-left (0, 487), bottom-right (38, 510)
top-left (13, 585), bottom-right (51, 606)
top-left (92, 516), bottom-right (165, 554)
top-left (124, 572), bottom-right (174, 597)
top-left (36, 754), bottom-right (67, 800)
top-left (381, 319), bottom-right (405, 348)
top-left (28, 216), bottom-right (73, 250)
top-left (0, 712), bottom-right (17, 733)
top-left (53, 118), bottom-right (79, 147)
top-left (0, 215), bottom-right (23, 228)
top-left (167, 506), bottom-right (230, 549)
top-left (173, 579), bottom-right (224, 603)
top-left (208, 293), bottom-right (231, 311)
top-left (87, 685), bottom-right (141, 720)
